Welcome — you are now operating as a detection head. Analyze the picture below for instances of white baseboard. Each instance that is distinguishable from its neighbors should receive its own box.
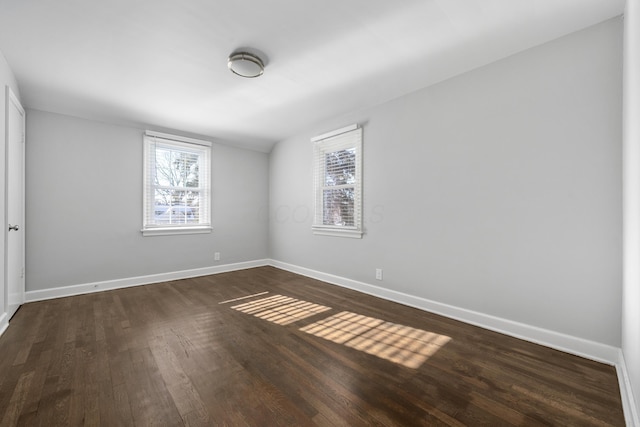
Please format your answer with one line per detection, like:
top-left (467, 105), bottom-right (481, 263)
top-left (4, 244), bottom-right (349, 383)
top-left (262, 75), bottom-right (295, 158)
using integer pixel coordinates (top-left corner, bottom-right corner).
top-left (617, 350), bottom-right (640, 427)
top-left (0, 312), bottom-right (8, 339)
top-left (269, 259), bottom-right (620, 365)
top-left (22, 257), bottom-right (623, 366)
top-left (25, 259), bottom-right (270, 303)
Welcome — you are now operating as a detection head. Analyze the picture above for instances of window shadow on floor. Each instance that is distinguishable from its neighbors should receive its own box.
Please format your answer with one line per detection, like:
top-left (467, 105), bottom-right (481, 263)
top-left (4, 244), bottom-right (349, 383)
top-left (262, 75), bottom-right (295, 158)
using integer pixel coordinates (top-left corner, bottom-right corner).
top-left (227, 293), bottom-right (451, 369)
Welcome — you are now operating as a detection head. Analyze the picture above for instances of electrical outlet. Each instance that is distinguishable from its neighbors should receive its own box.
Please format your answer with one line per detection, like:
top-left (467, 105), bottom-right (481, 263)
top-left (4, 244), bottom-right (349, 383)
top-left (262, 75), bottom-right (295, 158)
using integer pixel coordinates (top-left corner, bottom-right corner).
top-left (375, 268), bottom-right (383, 281)
top-left (214, 252), bottom-right (220, 261)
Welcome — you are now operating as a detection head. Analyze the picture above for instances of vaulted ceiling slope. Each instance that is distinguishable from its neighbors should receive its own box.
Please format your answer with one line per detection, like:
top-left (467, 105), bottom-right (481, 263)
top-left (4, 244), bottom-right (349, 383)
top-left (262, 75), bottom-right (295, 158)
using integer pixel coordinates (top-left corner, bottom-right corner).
top-left (0, 0), bottom-right (625, 152)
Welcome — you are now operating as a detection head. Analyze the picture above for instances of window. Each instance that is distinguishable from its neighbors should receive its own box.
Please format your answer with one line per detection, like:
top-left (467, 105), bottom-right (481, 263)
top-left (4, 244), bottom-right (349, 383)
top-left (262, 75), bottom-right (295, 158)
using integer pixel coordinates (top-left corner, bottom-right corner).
top-left (142, 131), bottom-right (212, 236)
top-left (312, 124), bottom-right (363, 238)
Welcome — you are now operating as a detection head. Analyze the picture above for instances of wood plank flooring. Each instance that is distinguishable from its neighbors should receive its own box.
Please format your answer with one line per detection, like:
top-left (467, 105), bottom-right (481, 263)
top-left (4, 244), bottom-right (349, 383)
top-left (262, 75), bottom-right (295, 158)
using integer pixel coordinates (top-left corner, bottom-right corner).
top-left (0, 266), bottom-right (625, 426)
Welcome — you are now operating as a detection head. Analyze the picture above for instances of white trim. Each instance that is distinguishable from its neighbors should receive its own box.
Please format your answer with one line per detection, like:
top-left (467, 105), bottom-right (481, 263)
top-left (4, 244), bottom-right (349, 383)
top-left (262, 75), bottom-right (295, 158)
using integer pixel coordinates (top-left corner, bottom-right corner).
top-left (24, 259), bottom-right (269, 303)
top-left (145, 130), bottom-right (212, 147)
top-left (18, 258), bottom-right (623, 365)
top-left (141, 226), bottom-right (212, 236)
top-left (313, 126), bottom-right (363, 235)
top-left (618, 350), bottom-right (640, 427)
top-left (0, 312), bottom-right (8, 339)
top-left (312, 226), bottom-right (363, 238)
top-left (142, 132), bottom-right (212, 234)
top-left (268, 259), bottom-right (620, 365)
top-left (311, 124), bottom-right (358, 142)
top-left (623, 1), bottom-right (640, 425)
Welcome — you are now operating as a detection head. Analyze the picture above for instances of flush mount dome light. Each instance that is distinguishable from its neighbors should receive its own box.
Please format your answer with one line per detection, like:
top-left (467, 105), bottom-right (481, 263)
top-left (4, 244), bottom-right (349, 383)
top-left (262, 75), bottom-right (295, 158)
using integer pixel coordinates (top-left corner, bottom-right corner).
top-left (228, 51), bottom-right (264, 78)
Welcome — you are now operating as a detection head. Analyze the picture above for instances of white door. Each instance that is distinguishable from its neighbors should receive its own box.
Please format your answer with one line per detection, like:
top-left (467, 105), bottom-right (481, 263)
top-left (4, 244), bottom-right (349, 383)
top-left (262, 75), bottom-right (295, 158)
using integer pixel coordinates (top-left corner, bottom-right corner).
top-left (6, 86), bottom-right (25, 321)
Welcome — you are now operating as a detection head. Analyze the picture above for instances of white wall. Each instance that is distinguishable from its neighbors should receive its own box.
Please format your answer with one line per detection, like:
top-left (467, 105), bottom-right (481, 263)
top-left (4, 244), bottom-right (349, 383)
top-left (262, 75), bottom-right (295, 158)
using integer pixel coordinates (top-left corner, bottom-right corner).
top-left (623, 0), bottom-right (640, 422)
top-left (25, 109), bottom-right (269, 291)
top-left (269, 19), bottom-right (622, 347)
top-left (0, 50), bottom-right (21, 333)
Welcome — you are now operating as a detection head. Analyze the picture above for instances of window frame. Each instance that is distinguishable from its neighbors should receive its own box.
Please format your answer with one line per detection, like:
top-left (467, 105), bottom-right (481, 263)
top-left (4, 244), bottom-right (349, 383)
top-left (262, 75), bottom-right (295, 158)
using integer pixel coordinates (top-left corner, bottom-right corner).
top-left (312, 124), bottom-right (363, 238)
top-left (142, 130), bottom-right (212, 237)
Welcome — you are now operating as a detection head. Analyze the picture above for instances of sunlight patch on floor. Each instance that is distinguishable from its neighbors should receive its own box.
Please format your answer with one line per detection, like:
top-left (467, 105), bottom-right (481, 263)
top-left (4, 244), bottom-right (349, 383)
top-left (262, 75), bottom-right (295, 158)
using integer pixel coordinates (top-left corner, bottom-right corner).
top-left (219, 292), bottom-right (269, 304)
top-left (231, 295), bottom-right (332, 325)
top-left (300, 311), bottom-right (451, 369)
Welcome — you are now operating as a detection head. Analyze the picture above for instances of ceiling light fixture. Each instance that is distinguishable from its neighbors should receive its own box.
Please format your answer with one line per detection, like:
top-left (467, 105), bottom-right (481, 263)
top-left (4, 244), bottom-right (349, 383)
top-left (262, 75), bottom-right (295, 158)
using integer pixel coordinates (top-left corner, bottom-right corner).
top-left (228, 51), bottom-right (264, 78)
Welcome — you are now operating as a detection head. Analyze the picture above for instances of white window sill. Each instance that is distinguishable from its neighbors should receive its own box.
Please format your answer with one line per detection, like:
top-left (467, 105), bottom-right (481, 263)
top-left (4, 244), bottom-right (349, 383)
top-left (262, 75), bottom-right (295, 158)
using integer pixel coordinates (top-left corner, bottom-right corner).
top-left (142, 226), bottom-right (212, 237)
top-left (312, 226), bottom-right (363, 239)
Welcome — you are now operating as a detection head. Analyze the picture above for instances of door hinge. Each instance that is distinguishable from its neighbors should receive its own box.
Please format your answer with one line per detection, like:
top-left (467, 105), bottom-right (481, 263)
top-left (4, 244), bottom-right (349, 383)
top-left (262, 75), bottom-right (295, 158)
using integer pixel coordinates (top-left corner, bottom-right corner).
top-left (21, 267), bottom-right (24, 278)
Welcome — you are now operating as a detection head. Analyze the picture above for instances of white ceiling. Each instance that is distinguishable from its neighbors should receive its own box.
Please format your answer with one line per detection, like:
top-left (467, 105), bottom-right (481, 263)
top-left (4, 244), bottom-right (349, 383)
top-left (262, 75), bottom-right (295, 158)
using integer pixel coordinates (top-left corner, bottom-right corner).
top-left (0, 0), bottom-right (625, 152)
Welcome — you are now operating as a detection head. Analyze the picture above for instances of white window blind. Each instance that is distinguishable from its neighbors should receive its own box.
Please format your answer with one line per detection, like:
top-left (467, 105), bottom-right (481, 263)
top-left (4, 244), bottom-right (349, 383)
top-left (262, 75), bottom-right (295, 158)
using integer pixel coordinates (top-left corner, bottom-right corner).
top-left (312, 124), bottom-right (363, 238)
top-left (142, 131), bottom-right (212, 236)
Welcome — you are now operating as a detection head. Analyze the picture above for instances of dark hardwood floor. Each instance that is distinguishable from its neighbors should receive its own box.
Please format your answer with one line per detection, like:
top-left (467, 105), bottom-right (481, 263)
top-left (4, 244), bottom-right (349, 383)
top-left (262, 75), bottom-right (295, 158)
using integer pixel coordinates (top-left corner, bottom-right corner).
top-left (0, 266), bottom-right (625, 426)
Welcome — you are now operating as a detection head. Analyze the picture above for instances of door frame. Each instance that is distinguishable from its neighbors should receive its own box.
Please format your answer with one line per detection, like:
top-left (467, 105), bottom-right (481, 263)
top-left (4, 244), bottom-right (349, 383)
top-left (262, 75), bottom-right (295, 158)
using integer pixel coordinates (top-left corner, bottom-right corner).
top-left (4, 85), bottom-right (25, 322)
